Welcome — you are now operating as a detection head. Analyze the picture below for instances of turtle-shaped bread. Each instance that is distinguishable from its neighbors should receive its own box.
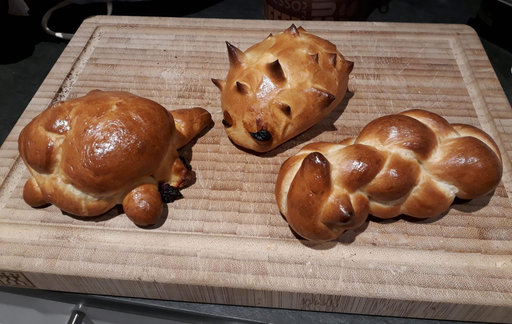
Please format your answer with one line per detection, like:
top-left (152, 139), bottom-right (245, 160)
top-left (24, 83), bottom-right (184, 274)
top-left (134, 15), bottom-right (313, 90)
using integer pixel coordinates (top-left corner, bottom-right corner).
top-left (212, 24), bottom-right (353, 153)
top-left (18, 90), bottom-right (213, 226)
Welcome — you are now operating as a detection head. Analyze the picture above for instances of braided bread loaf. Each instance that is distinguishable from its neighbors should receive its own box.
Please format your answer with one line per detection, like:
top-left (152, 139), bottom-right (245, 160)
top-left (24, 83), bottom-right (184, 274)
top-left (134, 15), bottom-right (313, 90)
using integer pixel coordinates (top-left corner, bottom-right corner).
top-left (275, 109), bottom-right (503, 242)
top-left (19, 90), bottom-right (213, 226)
top-left (212, 24), bottom-right (353, 152)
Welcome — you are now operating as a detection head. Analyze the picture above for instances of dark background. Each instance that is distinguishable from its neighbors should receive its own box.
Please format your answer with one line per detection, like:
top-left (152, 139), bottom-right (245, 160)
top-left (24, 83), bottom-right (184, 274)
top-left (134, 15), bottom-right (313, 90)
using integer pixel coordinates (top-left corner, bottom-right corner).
top-left (1, 0), bottom-right (511, 146)
top-left (1, 0), bottom-right (511, 323)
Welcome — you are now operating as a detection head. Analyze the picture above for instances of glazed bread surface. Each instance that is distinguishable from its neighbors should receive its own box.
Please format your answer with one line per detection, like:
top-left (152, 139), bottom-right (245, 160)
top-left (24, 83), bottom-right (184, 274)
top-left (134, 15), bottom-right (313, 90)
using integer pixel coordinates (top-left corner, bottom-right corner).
top-left (18, 90), bottom-right (213, 226)
top-left (275, 109), bottom-right (503, 242)
top-left (213, 24), bottom-right (354, 153)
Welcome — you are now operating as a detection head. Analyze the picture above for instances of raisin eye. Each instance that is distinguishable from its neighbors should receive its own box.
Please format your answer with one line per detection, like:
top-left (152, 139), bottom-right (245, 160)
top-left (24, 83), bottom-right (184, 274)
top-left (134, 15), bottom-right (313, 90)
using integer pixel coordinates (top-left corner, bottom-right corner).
top-left (250, 130), bottom-right (272, 141)
top-left (222, 119), bottom-right (232, 127)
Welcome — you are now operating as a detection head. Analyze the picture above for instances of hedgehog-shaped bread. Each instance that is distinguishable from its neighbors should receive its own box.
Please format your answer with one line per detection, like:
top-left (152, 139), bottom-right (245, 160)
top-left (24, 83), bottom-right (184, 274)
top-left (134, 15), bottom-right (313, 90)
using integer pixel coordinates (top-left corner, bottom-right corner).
top-left (18, 90), bottom-right (213, 226)
top-left (212, 24), bottom-right (354, 153)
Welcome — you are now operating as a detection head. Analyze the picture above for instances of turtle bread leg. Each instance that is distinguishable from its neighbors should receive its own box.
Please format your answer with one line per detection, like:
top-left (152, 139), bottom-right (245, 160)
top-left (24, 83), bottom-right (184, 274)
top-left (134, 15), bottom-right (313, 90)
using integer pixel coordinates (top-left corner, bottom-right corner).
top-left (123, 184), bottom-right (163, 226)
top-left (169, 157), bottom-right (195, 189)
top-left (170, 107), bottom-right (213, 149)
top-left (23, 177), bottom-right (46, 207)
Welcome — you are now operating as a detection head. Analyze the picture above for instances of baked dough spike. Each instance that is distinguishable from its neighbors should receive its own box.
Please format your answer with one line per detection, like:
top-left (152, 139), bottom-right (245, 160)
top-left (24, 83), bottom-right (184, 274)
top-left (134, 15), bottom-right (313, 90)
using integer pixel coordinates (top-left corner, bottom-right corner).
top-left (267, 59), bottom-right (286, 83)
top-left (236, 81), bottom-right (250, 94)
top-left (284, 24), bottom-right (300, 36)
top-left (275, 101), bottom-right (292, 118)
top-left (326, 52), bottom-right (337, 68)
top-left (345, 60), bottom-right (355, 73)
top-left (275, 109), bottom-right (503, 242)
top-left (211, 78), bottom-right (225, 91)
top-left (226, 41), bottom-right (246, 68)
top-left (305, 87), bottom-right (336, 110)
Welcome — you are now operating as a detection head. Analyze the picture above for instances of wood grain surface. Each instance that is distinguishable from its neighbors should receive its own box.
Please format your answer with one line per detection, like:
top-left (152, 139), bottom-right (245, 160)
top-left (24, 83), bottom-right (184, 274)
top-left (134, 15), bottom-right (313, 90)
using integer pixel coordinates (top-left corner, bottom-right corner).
top-left (1, 16), bottom-right (512, 322)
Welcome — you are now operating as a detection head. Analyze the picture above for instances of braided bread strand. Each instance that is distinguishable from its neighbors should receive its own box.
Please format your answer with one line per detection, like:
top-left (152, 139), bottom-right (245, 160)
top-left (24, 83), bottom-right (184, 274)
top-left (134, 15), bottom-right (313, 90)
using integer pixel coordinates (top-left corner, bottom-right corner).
top-left (275, 109), bottom-right (503, 242)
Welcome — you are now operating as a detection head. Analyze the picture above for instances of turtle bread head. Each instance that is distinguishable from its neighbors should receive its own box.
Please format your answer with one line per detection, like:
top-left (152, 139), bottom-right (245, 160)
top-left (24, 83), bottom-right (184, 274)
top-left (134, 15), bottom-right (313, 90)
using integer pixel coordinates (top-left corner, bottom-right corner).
top-left (212, 24), bottom-right (353, 153)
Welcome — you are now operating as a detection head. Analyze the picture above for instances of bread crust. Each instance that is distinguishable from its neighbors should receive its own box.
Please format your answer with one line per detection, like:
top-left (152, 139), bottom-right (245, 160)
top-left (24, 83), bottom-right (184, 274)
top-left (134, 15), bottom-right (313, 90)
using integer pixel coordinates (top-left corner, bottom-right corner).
top-left (213, 24), bottom-right (353, 152)
top-left (19, 90), bottom-right (213, 226)
top-left (275, 109), bottom-right (503, 242)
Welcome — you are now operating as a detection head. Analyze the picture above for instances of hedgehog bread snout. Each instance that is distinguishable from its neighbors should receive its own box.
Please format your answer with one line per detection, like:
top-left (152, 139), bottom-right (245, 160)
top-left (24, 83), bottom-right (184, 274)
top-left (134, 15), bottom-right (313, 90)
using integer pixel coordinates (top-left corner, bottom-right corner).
top-left (212, 24), bottom-right (354, 153)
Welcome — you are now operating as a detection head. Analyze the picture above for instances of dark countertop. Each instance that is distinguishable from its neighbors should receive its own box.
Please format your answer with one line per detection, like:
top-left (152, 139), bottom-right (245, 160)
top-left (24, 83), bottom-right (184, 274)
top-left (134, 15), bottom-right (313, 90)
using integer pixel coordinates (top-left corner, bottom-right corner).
top-left (1, 0), bottom-right (511, 323)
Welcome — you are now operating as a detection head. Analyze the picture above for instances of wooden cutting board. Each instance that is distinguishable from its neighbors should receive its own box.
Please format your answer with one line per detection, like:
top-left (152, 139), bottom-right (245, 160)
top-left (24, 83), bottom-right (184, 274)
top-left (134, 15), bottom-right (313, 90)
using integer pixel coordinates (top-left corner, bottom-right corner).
top-left (1, 16), bottom-right (511, 322)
